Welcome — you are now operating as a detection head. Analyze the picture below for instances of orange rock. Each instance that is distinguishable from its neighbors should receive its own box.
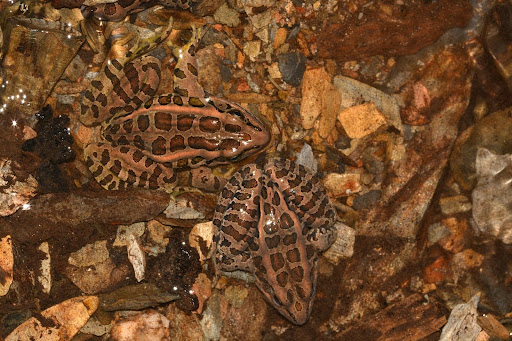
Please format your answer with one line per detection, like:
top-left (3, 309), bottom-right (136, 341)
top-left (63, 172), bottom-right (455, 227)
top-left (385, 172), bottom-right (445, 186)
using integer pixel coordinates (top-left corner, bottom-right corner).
top-left (424, 256), bottom-right (449, 284)
top-left (438, 217), bottom-right (468, 254)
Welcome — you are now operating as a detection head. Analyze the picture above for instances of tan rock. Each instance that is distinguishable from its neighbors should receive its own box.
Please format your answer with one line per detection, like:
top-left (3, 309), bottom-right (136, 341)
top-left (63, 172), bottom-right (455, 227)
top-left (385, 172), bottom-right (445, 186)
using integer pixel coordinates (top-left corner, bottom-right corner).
top-left (273, 27), bottom-right (287, 50)
top-left (319, 84), bottom-right (342, 138)
top-left (337, 102), bottom-right (387, 139)
top-left (6, 296), bottom-right (99, 341)
top-left (68, 240), bottom-right (109, 267)
top-left (110, 310), bottom-right (170, 341)
top-left (243, 40), bottom-right (261, 62)
top-left (189, 221), bottom-right (215, 263)
top-left (324, 173), bottom-right (362, 197)
top-left (323, 223), bottom-right (356, 265)
top-left (38, 242), bottom-right (52, 294)
top-left (127, 234), bottom-right (146, 282)
top-left (0, 235), bottom-right (13, 296)
top-left (300, 66), bottom-right (332, 129)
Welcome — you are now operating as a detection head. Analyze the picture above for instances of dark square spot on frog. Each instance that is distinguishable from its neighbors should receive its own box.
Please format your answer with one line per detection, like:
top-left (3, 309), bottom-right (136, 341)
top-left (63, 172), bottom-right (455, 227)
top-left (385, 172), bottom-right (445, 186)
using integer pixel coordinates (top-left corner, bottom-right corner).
top-left (199, 117), bottom-right (221, 133)
top-left (177, 114), bottom-right (194, 131)
top-left (224, 123), bottom-right (241, 133)
top-left (295, 285), bottom-right (307, 299)
top-left (283, 233), bottom-right (297, 246)
top-left (122, 119), bottom-right (133, 133)
top-left (272, 192), bottom-right (281, 206)
top-left (100, 149), bottom-right (110, 165)
top-left (277, 272), bottom-right (288, 287)
top-left (152, 136), bottom-right (166, 155)
top-left (133, 135), bottom-right (145, 150)
top-left (275, 168), bottom-right (289, 179)
top-left (158, 95), bottom-right (172, 105)
top-left (265, 235), bottom-right (280, 249)
top-left (223, 225), bottom-right (244, 242)
top-left (290, 266), bottom-right (304, 282)
top-left (188, 137), bottom-right (219, 151)
top-left (99, 173), bottom-right (114, 186)
top-left (286, 248), bottom-right (301, 264)
top-left (154, 112), bottom-right (173, 131)
top-left (219, 139), bottom-right (240, 152)
top-left (92, 165), bottom-right (104, 178)
top-left (126, 169), bottom-right (137, 183)
top-left (306, 245), bottom-right (315, 260)
top-left (270, 253), bottom-right (285, 271)
top-left (117, 135), bottom-right (129, 145)
top-left (132, 150), bottom-right (144, 163)
top-left (221, 187), bottom-right (234, 199)
top-left (169, 136), bottom-right (185, 152)
top-left (137, 115), bottom-right (150, 132)
top-left (242, 178), bottom-right (258, 189)
top-left (110, 160), bottom-right (122, 176)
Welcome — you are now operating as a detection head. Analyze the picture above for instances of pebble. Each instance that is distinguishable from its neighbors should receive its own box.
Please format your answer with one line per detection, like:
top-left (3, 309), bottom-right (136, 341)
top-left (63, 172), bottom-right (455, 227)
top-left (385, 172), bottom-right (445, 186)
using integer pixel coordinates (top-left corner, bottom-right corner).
top-left (273, 27), bottom-right (287, 50)
top-left (110, 311), bottom-right (170, 341)
top-left (243, 40), bottom-right (261, 62)
top-left (213, 3), bottom-right (240, 28)
top-left (127, 234), bottom-right (146, 282)
top-left (278, 52), bottom-right (306, 86)
top-left (323, 173), bottom-right (362, 197)
top-left (333, 75), bottom-right (403, 133)
top-left (5, 296), bottom-right (99, 341)
top-left (352, 190), bottom-right (382, 211)
top-left (0, 159), bottom-right (38, 217)
top-left (189, 221), bottom-right (215, 263)
top-left (438, 195), bottom-right (472, 216)
top-left (68, 240), bottom-right (109, 267)
top-left (323, 223), bottom-right (356, 265)
top-left (337, 102), bottom-right (387, 139)
top-left (37, 242), bottom-right (52, 294)
top-left (0, 235), bottom-right (13, 296)
top-left (472, 148), bottom-right (512, 244)
top-left (113, 222), bottom-right (146, 247)
top-left (450, 107), bottom-right (512, 190)
top-left (295, 143), bottom-right (318, 174)
top-left (300, 66), bottom-right (331, 129)
top-left (99, 283), bottom-right (179, 311)
top-left (437, 217), bottom-right (467, 254)
top-left (439, 294), bottom-right (481, 341)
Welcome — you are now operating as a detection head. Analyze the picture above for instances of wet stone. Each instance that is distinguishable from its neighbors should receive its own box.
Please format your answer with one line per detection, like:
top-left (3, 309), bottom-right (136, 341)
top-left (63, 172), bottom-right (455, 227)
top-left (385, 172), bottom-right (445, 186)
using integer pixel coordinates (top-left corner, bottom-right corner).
top-left (99, 283), bottom-right (179, 311)
top-left (352, 190), bottom-right (382, 211)
top-left (278, 52), bottom-right (306, 87)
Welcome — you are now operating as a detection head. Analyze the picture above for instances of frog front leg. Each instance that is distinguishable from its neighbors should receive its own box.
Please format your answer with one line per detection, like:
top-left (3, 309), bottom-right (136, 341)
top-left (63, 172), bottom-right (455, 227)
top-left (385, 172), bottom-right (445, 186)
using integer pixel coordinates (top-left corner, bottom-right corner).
top-left (84, 143), bottom-right (177, 190)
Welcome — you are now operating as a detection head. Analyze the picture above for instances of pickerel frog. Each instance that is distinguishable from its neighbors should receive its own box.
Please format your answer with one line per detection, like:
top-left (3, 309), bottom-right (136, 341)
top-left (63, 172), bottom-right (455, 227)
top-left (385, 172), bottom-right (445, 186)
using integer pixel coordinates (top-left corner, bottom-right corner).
top-left (212, 158), bottom-right (337, 325)
top-left (80, 26), bottom-right (270, 191)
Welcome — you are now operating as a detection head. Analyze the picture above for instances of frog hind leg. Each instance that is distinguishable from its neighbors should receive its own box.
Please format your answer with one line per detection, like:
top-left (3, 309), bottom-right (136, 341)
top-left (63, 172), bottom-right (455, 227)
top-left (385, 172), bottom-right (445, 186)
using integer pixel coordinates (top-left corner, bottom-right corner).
top-left (81, 54), bottom-right (162, 126)
top-left (172, 25), bottom-right (208, 98)
top-left (84, 143), bottom-right (178, 190)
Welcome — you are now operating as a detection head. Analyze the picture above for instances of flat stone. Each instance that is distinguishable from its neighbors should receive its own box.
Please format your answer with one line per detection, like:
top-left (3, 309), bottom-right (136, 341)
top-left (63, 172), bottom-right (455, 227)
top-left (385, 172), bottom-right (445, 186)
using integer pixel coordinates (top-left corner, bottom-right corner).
top-left (213, 3), bottom-right (240, 27)
top-left (278, 52), bottom-right (306, 87)
top-left (0, 235), bottom-right (13, 296)
top-left (300, 66), bottom-right (331, 129)
top-left (324, 173), bottom-right (362, 197)
top-left (68, 240), bottom-right (109, 267)
top-left (334, 75), bottom-right (402, 133)
top-left (439, 195), bottom-right (472, 216)
top-left (99, 283), bottom-right (179, 311)
top-left (323, 223), bottom-right (356, 265)
top-left (337, 102), bottom-right (387, 139)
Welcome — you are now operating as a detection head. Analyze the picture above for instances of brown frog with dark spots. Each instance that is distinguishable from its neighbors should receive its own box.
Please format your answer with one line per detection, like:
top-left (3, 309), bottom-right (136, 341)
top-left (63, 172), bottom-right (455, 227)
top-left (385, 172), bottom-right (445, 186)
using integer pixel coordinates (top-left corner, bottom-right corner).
top-left (212, 158), bottom-right (337, 325)
top-left (80, 27), bottom-right (270, 191)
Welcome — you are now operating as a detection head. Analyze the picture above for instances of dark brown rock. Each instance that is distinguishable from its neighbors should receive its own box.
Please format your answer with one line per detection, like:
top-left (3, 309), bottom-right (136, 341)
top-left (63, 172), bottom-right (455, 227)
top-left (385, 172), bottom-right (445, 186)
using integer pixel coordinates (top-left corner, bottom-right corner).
top-left (317, 0), bottom-right (472, 62)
